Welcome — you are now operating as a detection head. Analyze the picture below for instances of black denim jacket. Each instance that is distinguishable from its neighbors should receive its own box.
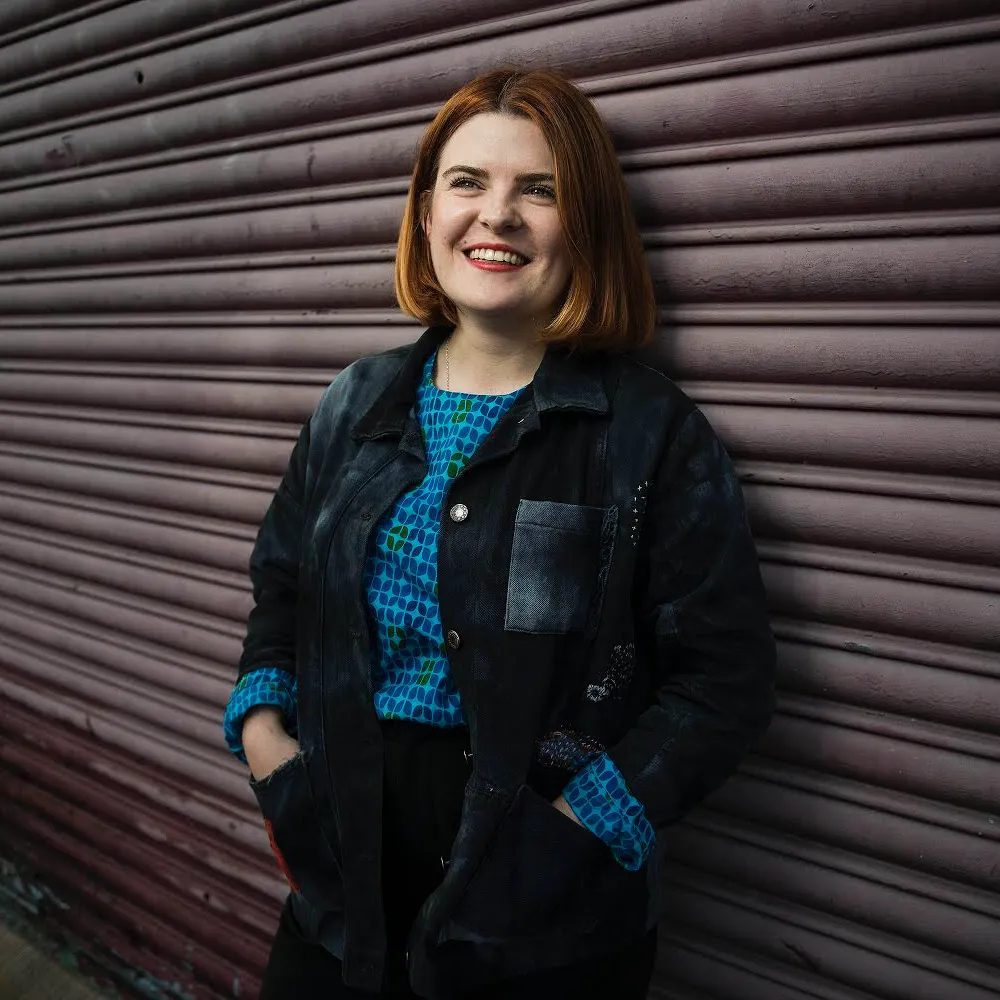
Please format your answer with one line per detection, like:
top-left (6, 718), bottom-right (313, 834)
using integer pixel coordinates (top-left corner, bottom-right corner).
top-left (240, 326), bottom-right (776, 996)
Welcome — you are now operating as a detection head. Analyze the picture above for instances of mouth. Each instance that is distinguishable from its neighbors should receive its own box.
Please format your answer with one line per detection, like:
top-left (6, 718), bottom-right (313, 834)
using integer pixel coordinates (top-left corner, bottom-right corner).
top-left (462, 246), bottom-right (530, 267)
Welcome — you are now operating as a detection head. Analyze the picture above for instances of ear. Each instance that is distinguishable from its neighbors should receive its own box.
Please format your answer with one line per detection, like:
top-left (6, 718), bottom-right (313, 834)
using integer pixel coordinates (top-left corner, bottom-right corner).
top-left (419, 190), bottom-right (432, 238)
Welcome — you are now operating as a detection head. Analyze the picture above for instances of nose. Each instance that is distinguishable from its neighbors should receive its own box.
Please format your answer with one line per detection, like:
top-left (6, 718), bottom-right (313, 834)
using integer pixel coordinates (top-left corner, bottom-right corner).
top-left (478, 189), bottom-right (521, 233)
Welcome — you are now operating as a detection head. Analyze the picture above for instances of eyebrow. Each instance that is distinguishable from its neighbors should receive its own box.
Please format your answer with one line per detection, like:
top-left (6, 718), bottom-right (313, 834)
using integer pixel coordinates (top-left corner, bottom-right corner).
top-left (442, 165), bottom-right (555, 184)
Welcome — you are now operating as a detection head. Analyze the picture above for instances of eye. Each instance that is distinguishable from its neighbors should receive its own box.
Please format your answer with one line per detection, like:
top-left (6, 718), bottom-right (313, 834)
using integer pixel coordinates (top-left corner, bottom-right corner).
top-left (526, 184), bottom-right (556, 199)
top-left (448, 176), bottom-right (481, 190)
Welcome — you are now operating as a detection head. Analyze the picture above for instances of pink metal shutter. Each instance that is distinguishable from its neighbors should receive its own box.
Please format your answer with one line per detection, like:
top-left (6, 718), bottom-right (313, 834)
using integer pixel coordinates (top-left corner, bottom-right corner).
top-left (0, 2), bottom-right (997, 998)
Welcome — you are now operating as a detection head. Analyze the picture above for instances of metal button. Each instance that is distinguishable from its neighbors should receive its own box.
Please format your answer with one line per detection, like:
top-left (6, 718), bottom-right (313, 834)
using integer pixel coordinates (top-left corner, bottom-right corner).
top-left (449, 503), bottom-right (469, 523)
top-left (446, 629), bottom-right (462, 650)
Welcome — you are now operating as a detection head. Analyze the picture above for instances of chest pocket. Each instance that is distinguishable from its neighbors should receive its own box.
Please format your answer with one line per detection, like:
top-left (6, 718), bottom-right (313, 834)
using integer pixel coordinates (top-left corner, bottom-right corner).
top-left (505, 499), bottom-right (617, 635)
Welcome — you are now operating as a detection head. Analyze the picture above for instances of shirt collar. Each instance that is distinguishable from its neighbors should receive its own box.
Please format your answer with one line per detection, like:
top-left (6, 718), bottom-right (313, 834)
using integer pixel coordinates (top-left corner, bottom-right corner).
top-left (352, 326), bottom-right (609, 441)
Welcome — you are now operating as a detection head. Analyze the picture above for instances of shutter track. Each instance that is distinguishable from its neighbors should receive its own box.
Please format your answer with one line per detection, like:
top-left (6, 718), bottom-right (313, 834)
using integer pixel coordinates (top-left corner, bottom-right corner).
top-left (0, 2), bottom-right (997, 998)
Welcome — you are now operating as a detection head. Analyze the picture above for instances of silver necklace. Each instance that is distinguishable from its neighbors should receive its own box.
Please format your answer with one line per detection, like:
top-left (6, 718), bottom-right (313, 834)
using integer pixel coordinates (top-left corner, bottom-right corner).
top-left (444, 340), bottom-right (451, 391)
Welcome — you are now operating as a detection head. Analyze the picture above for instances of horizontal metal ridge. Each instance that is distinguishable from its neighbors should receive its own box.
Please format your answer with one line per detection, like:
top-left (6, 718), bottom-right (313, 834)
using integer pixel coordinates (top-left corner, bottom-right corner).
top-left (644, 211), bottom-right (1000, 246)
top-left (625, 114), bottom-right (1000, 169)
top-left (0, 439), bottom-right (276, 490)
top-left (4, 208), bottom-right (999, 272)
top-left (658, 325), bottom-right (1000, 391)
top-left (687, 383), bottom-right (1000, 415)
top-left (0, 0), bottom-right (329, 96)
top-left (0, 523), bottom-right (251, 621)
top-left (0, 406), bottom-right (297, 476)
top-left (657, 924), bottom-right (878, 1000)
top-left (761, 713), bottom-right (999, 813)
top-left (0, 0), bottom-right (618, 142)
top-left (1, 33), bottom-right (995, 187)
top-left (661, 303), bottom-right (1000, 324)
top-left (1, 632), bottom-right (226, 746)
top-left (0, 675), bottom-right (248, 803)
top-left (776, 693), bottom-right (1000, 762)
top-left (739, 462), bottom-right (1000, 505)
top-left (0, 751), bottom-right (278, 936)
top-left (0, 362), bottom-right (335, 383)
top-left (0, 599), bottom-right (232, 697)
top-left (0, 554), bottom-right (244, 639)
top-left (1, 235), bottom-right (997, 307)
top-left (0, 561), bottom-right (242, 664)
top-left (775, 639), bottom-right (1000, 733)
top-left (5, 119), bottom-right (1000, 232)
top-left (0, 309), bottom-right (417, 326)
top-left (0, 734), bottom-right (279, 903)
top-left (0, 477), bottom-right (255, 540)
top-left (20, 321), bottom-right (992, 388)
top-left (0, 797), bottom-right (264, 994)
top-left (663, 867), bottom-right (1000, 997)
top-left (0, 447), bottom-right (273, 523)
top-left (762, 561), bottom-right (999, 649)
top-left (4, 7), bottom-right (997, 167)
top-left (0, 245), bottom-right (396, 281)
top-left (2, 131), bottom-right (997, 239)
top-left (1, 303), bottom-right (997, 326)
top-left (712, 771), bottom-right (1000, 889)
top-left (0, 700), bottom-right (261, 846)
top-left (0, 0), bottom-right (123, 47)
top-left (760, 541), bottom-right (1000, 593)
top-left (0, 371), bottom-right (334, 422)
top-left (591, 13), bottom-right (1000, 94)
top-left (0, 513), bottom-right (248, 589)
top-left (771, 617), bottom-right (1000, 679)
top-left (748, 484), bottom-right (1000, 566)
top-left (681, 810), bottom-right (1000, 922)
top-left (4, 370), bottom-right (970, 416)
top-left (740, 759), bottom-right (999, 842)
top-left (0, 484), bottom-right (254, 572)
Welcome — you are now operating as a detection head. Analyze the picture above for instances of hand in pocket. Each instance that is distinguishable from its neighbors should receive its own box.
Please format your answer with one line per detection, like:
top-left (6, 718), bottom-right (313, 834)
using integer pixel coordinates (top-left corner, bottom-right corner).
top-left (243, 706), bottom-right (301, 781)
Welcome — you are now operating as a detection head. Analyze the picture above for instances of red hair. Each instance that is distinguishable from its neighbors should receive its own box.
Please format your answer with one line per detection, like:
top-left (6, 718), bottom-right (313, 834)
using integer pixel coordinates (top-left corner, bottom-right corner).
top-left (394, 68), bottom-right (656, 353)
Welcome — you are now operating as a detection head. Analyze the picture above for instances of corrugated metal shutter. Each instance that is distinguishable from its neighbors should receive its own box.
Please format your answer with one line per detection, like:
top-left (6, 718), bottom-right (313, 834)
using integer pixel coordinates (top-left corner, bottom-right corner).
top-left (0, 2), bottom-right (997, 998)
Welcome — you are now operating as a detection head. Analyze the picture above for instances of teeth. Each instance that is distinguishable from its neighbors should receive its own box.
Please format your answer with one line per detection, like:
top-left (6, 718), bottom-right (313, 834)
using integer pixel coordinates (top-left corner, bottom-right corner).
top-left (467, 248), bottom-right (526, 265)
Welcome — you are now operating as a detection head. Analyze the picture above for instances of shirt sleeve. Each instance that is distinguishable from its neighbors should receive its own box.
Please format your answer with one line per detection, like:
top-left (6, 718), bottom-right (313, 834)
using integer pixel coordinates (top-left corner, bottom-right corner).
top-left (222, 667), bottom-right (298, 763)
top-left (562, 752), bottom-right (655, 871)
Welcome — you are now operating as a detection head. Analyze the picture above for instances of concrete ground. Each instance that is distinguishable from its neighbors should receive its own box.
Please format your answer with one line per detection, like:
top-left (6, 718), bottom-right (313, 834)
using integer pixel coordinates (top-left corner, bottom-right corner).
top-left (0, 922), bottom-right (112, 1000)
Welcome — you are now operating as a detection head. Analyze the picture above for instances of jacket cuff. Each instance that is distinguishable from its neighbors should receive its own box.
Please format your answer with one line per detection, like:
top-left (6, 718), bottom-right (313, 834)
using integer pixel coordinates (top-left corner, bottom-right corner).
top-left (222, 667), bottom-right (298, 763)
top-left (563, 753), bottom-right (655, 871)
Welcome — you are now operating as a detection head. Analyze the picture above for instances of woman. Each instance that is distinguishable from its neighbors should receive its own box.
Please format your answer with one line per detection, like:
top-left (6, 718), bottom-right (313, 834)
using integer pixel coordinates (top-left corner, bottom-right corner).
top-left (223, 67), bottom-right (775, 999)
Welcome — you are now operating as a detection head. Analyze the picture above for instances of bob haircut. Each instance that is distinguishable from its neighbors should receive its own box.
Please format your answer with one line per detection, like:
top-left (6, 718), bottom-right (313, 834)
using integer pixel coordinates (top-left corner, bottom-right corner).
top-left (394, 67), bottom-right (657, 353)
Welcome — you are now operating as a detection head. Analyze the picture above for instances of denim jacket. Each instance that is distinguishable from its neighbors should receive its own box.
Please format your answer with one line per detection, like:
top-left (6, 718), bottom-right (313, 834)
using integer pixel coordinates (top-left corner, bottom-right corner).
top-left (239, 325), bottom-right (776, 995)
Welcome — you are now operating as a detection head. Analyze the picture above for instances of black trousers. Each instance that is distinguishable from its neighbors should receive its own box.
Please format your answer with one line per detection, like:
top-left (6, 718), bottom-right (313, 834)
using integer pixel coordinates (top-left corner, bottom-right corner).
top-left (260, 721), bottom-right (658, 998)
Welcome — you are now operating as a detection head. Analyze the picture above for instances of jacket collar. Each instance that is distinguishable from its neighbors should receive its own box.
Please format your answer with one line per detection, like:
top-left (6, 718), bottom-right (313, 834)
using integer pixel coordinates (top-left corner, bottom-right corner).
top-left (352, 326), bottom-right (609, 441)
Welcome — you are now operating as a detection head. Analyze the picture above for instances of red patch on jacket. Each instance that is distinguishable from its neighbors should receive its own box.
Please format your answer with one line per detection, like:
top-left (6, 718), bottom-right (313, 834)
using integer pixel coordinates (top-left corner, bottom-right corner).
top-left (264, 818), bottom-right (300, 892)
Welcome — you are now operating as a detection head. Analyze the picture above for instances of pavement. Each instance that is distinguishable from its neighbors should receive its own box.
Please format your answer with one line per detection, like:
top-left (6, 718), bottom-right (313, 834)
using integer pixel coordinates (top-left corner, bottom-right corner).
top-left (0, 922), bottom-right (112, 1000)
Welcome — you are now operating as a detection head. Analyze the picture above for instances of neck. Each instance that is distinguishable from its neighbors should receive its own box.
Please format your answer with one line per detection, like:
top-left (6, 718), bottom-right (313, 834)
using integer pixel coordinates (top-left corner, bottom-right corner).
top-left (440, 318), bottom-right (546, 395)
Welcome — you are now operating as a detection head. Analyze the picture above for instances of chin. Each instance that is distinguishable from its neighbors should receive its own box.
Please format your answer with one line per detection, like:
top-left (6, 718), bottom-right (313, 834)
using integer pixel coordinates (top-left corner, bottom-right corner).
top-left (451, 296), bottom-right (533, 319)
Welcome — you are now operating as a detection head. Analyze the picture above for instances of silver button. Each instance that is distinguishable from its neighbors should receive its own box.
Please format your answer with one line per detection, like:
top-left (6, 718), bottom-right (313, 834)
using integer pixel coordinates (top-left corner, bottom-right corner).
top-left (449, 503), bottom-right (468, 522)
top-left (446, 629), bottom-right (462, 650)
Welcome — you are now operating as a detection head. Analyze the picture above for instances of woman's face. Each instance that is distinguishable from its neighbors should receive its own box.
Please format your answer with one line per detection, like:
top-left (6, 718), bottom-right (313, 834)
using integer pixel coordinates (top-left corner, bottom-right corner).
top-left (423, 112), bottom-right (572, 334)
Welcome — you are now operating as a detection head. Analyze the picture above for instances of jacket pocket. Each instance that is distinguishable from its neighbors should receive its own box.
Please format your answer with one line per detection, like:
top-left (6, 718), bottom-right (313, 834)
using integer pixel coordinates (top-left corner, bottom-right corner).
top-left (445, 783), bottom-right (606, 940)
top-left (505, 500), bottom-right (616, 634)
top-left (251, 752), bottom-right (343, 912)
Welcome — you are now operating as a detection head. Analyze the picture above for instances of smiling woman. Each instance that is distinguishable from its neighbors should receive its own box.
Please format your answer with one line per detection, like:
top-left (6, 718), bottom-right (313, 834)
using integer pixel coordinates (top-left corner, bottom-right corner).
top-left (396, 69), bottom-right (656, 367)
top-left (224, 67), bottom-right (775, 1000)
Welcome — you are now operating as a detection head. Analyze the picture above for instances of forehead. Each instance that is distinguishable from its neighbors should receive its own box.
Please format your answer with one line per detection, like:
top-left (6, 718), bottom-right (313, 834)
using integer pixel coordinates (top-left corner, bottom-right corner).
top-left (437, 112), bottom-right (554, 174)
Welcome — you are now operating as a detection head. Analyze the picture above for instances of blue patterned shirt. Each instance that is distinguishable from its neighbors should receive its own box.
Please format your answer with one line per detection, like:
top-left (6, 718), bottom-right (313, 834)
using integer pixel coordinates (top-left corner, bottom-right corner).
top-left (223, 351), bottom-right (654, 869)
top-left (363, 354), bottom-right (520, 724)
